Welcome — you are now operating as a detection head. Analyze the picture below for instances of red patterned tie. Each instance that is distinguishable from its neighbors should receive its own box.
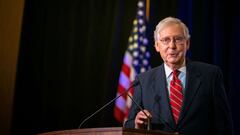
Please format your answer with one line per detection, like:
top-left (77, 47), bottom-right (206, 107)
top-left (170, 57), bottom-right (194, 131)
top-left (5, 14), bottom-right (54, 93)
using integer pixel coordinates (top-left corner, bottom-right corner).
top-left (170, 70), bottom-right (183, 124)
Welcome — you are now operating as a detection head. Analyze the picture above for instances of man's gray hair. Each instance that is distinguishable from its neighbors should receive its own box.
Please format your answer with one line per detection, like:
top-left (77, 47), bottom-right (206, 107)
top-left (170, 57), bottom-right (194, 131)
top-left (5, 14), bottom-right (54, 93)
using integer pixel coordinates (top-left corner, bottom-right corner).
top-left (154, 17), bottom-right (190, 42)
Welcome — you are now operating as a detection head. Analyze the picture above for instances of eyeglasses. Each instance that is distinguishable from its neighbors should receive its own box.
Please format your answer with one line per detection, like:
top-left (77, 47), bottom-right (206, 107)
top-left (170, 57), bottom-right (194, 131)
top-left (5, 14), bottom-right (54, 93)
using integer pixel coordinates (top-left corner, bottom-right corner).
top-left (159, 36), bottom-right (186, 45)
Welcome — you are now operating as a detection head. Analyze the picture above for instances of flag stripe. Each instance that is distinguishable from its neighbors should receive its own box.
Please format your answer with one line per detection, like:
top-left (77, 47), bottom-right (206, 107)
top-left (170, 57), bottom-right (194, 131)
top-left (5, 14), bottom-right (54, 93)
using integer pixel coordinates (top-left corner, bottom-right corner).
top-left (117, 84), bottom-right (127, 99)
top-left (115, 94), bottom-right (127, 112)
top-left (118, 71), bottom-right (131, 90)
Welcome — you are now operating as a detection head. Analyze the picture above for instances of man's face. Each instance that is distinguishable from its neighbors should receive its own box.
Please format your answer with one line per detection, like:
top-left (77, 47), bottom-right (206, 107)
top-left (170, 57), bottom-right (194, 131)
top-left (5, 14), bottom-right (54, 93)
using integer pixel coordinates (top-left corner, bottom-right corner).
top-left (155, 24), bottom-right (189, 68)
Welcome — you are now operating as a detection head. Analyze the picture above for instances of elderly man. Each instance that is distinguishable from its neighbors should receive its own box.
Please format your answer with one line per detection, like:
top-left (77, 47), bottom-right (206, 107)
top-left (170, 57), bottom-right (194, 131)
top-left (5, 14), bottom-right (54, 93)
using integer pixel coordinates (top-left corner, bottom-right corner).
top-left (124, 17), bottom-right (233, 135)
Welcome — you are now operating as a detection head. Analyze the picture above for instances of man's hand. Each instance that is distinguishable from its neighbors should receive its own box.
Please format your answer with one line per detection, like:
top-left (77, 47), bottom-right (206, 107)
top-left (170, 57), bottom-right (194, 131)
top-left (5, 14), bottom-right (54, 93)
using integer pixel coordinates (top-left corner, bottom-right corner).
top-left (134, 109), bottom-right (152, 129)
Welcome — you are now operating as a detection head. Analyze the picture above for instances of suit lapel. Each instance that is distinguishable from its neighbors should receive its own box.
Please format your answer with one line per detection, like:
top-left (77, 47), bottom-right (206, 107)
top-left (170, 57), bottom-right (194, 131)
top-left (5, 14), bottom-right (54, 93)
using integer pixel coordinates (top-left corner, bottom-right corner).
top-left (152, 64), bottom-right (176, 129)
top-left (178, 60), bottom-right (202, 125)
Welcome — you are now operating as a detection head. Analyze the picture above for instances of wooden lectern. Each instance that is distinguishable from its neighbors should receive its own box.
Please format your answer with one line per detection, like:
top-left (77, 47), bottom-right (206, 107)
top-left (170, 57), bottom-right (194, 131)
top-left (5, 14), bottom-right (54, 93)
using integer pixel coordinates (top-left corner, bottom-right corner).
top-left (38, 127), bottom-right (181, 135)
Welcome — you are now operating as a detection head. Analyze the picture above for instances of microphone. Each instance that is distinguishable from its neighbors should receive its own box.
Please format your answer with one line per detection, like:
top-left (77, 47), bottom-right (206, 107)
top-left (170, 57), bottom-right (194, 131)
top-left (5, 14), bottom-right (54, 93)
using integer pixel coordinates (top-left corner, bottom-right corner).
top-left (126, 92), bottom-right (151, 131)
top-left (78, 80), bottom-right (140, 129)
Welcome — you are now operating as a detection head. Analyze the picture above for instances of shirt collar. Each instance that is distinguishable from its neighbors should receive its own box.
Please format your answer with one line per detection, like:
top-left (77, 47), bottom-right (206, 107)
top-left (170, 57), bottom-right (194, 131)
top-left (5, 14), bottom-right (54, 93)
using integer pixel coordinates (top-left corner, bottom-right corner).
top-left (164, 60), bottom-right (186, 78)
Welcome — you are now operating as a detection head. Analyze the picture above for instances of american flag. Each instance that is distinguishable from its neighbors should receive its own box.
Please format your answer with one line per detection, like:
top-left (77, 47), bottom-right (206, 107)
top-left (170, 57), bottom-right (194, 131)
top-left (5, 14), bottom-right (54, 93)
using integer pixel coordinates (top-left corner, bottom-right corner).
top-left (114, 0), bottom-right (151, 123)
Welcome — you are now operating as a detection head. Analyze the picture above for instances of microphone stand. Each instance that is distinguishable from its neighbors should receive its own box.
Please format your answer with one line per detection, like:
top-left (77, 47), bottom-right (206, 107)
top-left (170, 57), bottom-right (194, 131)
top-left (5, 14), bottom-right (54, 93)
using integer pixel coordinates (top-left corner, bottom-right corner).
top-left (78, 81), bottom-right (151, 131)
top-left (78, 81), bottom-right (138, 129)
top-left (78, 92), bottom-right (124, 128)
top-left (126, 94), bottom-right (151, 131)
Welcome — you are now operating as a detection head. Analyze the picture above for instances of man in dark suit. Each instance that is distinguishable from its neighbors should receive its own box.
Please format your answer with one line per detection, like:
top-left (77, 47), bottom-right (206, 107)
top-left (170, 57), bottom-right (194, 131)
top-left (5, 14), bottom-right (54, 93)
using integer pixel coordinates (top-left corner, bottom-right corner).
top-left (124, 17), bottom-right (233, 135)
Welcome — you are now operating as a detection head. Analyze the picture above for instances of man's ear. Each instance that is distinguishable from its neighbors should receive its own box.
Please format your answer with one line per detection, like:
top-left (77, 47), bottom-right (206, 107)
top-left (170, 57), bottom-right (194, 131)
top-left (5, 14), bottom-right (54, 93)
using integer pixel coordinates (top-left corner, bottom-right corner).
top-left (155, 42), bottom-right (160, 52)
top-left (186, 39), bottom-right (190, 50)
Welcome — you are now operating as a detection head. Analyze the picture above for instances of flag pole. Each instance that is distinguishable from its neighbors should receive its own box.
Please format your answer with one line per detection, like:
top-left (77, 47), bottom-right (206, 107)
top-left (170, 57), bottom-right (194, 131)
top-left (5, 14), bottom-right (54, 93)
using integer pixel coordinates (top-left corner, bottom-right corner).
top-left (146, 0), bottom-right (150, 21)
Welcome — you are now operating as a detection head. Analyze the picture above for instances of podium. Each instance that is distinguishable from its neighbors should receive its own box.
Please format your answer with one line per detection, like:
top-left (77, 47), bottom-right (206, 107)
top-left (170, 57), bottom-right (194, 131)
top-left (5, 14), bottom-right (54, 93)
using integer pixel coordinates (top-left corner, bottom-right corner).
top-left (38, 127), bottom-right (181, 135)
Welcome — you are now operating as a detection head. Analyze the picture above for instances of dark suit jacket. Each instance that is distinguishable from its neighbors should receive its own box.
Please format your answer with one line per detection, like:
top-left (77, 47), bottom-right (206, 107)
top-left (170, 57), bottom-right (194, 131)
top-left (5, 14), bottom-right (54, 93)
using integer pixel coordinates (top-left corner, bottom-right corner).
top-left (125, 60), bottom-right (233, 135)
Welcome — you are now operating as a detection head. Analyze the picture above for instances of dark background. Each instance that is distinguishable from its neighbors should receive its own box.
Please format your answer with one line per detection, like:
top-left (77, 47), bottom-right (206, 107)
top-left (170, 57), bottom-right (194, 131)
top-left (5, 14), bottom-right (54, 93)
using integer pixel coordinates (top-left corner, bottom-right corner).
top-left (11, 0), bottom-right (240, 134)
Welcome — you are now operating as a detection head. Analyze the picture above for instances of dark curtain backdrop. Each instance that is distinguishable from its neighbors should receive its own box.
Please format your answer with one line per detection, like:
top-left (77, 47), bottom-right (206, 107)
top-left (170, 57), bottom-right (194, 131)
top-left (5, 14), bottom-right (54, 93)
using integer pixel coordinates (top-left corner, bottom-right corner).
top-left (11, 0), bottom-right (240, 135)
